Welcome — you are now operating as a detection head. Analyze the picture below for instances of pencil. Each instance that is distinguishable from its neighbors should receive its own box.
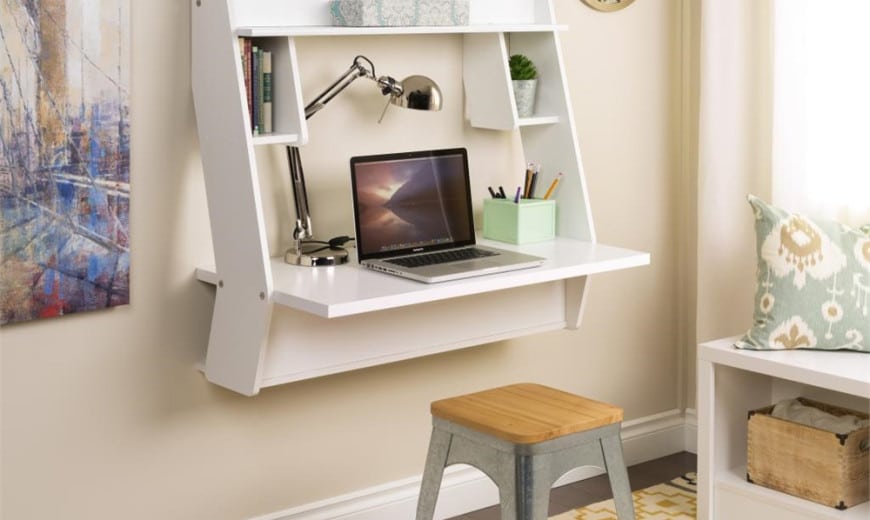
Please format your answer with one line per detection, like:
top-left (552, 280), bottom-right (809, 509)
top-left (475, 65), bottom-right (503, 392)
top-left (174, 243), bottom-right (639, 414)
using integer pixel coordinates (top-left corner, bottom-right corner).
top-left (528, 170), bottom-right (538, 199)
top-left (523, 164), bottom-right (534, 199)
top-left (543, 173), bottom-right (563, 200)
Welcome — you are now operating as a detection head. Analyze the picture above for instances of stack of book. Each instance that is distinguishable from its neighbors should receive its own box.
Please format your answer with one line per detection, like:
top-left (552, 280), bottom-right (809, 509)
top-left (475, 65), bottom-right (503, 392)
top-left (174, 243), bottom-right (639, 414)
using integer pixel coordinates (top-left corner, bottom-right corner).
top-left (238, 38), bottom-right (273, 135)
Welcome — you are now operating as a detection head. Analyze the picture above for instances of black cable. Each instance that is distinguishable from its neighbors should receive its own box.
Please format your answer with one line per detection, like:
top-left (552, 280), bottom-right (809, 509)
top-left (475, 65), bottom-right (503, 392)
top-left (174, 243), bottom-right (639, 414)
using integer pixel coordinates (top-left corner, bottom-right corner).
top-left (328, 235), bottom-right (355, 249)
top-left (299, 235), bottom-right (355, 254)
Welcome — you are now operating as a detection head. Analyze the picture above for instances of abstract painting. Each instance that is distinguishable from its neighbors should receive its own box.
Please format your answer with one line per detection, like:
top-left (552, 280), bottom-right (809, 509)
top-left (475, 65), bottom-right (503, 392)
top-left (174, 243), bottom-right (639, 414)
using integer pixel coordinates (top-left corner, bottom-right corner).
top-left (1, 0), bottom-right (130, 325)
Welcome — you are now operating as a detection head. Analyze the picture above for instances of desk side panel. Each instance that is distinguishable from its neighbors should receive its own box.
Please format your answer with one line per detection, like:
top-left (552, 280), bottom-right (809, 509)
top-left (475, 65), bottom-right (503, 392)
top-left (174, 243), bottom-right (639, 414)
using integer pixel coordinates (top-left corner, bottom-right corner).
top-left (192, 0), bottom-right (274, 395)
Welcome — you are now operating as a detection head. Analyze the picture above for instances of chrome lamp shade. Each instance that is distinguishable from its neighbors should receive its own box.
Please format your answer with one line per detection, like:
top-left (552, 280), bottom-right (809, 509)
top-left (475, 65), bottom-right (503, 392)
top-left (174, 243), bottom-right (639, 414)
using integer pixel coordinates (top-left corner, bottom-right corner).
top-left (390, 75), bottom-right (442, 111)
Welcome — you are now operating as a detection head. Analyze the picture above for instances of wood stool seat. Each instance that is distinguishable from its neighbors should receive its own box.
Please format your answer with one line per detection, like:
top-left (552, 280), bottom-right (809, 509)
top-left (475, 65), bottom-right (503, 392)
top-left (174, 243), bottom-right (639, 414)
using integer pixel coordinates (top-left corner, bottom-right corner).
top-left (417, 383), bottom-right (635, 520)
top-left (431, 383), bottom-right (623, 444)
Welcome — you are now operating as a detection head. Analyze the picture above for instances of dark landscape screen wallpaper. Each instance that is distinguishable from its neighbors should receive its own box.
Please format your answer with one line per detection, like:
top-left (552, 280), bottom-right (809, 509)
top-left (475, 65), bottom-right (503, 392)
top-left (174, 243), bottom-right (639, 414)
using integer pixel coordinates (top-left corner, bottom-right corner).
top-left (1, 0), bottom-right (130, 325)
top-left (354, 154), bottom-right (472, 256)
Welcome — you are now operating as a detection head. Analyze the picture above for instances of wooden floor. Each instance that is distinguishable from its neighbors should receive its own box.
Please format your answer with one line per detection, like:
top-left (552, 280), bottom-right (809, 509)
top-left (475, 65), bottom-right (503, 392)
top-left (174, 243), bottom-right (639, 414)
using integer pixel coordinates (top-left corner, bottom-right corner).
top-left (446, 451), bottom-right (697, 520)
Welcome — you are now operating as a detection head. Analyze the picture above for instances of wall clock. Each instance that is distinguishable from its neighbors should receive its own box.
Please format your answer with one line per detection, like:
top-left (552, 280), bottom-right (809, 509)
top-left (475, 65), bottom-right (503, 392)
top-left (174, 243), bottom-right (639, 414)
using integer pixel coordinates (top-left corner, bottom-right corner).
top-left (581, 0), bottom-right (635, 12)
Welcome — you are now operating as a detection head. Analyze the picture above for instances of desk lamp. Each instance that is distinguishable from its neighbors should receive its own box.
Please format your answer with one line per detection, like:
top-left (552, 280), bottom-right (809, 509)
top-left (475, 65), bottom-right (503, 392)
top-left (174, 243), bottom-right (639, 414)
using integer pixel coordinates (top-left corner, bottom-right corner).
top-left (285, 55), bottom-right (442, 266)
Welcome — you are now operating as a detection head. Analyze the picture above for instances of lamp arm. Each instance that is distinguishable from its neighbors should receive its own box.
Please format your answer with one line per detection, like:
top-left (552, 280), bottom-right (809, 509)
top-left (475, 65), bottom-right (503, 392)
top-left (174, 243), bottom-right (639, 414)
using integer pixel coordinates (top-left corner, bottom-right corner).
top-left (291, 57), bottom-right (380, 244)
top-left (283, 55), bottom-right (442, 266)
top-left (304, 55), bottom-right (378, 119)
top-left (287, 146), bottom-right (312, 240)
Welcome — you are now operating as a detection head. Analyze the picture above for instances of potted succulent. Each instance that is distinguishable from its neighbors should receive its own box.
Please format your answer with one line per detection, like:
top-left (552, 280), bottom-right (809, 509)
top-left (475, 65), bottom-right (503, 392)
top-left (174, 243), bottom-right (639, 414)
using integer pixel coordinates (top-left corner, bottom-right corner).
top-left (509, 54), bottom-right (538, 117)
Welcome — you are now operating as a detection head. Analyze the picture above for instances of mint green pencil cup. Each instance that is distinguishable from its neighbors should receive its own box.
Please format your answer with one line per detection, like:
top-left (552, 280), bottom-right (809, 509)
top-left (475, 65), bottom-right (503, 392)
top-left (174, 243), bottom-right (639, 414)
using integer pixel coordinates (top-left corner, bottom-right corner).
top-left (482, 198), bottom-right (556, 244)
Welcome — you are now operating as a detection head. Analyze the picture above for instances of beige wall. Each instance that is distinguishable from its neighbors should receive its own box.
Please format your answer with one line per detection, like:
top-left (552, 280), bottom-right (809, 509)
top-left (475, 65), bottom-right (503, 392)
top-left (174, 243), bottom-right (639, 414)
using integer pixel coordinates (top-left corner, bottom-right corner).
top-left (0, 1), bottom-right (685, 518)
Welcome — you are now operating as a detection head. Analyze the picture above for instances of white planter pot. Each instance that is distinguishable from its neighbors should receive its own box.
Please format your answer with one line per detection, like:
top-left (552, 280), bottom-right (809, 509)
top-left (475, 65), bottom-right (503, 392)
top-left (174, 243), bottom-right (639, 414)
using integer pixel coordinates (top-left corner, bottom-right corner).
top-left (512, 79), bottom-right (538, 117)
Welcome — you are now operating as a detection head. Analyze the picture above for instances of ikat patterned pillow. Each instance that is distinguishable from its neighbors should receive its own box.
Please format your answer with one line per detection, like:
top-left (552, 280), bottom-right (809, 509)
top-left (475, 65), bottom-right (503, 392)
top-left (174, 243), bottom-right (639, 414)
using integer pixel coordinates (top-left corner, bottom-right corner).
top-left (735, 195), bottom-right (870, 352)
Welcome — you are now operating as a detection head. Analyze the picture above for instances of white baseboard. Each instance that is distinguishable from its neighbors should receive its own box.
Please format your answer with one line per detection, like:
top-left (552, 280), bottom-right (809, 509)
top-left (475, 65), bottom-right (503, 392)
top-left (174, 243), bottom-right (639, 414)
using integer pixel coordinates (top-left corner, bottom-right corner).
top-left (251, 409), bottom-right (695, 520)
top-left (683, 407), bottom-right (698, 454)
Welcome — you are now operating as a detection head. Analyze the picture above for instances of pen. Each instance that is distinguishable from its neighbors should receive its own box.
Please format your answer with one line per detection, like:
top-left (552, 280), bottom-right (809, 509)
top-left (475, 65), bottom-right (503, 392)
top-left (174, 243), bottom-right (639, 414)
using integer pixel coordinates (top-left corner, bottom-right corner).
top-left (488, 186), bottom-right (497, 198)
top-left (498, 186), bottom-right (506, 199)
top-left (528, 168), bottom-right (539, 199)
top-left (513, 186), bottom-right (521, 203)
top-left (543, 172), bottom-right (563, 200)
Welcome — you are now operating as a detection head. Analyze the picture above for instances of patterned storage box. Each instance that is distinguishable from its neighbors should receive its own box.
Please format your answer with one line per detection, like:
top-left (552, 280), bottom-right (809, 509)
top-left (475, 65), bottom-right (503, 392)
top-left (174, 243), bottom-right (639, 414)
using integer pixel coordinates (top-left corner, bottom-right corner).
top-left (747, 398), bottom-right (869, 510)
top-left (330, 0), bottom-right (470, 26)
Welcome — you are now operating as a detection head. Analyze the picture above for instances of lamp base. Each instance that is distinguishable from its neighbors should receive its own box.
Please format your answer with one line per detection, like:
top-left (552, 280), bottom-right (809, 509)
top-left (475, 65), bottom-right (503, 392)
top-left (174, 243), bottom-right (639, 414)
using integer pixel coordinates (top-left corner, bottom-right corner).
top-left (284, 241), bottom-right (350, 267)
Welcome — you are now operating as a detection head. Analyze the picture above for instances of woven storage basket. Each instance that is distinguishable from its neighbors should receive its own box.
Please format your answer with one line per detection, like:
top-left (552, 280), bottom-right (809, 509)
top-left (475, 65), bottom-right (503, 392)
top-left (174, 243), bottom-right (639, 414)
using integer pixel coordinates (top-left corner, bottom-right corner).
top-left (747, 397), bottom-right (869, 510)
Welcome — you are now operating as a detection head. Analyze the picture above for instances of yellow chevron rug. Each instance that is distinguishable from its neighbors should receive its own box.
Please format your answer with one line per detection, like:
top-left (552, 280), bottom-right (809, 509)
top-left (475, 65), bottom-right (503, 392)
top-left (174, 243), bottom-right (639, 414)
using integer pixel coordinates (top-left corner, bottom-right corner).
top-left (550, 472), bottom-right (697, 520)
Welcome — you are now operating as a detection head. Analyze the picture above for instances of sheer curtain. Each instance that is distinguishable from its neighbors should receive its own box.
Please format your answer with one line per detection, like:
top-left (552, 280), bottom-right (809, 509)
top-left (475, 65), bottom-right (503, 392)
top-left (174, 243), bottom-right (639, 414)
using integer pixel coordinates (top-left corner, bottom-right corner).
top-left (695, 0), bottom-right (773, 344)
top-left (772, 0), bottom-right (870, 225)
top-left (696, 0), bottom-right (870, 345)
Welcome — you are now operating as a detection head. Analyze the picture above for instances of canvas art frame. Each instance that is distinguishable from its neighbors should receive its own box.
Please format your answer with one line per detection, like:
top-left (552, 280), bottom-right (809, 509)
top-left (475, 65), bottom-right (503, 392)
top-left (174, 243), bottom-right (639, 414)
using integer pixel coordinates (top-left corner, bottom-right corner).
top-left (1, 0), bottom-right (131, 325)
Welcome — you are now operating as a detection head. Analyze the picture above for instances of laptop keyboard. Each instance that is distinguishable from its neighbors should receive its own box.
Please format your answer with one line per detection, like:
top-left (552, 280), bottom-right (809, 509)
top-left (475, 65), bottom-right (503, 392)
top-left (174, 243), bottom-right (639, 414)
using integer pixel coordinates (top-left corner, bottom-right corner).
top-left (386, 248), bottom-right (498, 268)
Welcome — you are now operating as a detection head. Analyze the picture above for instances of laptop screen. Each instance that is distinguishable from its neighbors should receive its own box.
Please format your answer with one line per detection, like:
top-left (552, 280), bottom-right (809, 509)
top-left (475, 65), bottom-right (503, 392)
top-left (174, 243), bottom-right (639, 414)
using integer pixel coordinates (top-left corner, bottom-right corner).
top-left (350, 148), bottom-right (476, 261)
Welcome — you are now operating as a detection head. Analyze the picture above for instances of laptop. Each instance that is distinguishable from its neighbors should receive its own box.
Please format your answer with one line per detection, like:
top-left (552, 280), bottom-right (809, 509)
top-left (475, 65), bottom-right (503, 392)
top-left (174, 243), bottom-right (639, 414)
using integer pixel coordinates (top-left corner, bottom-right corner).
top-left (349, 148), bottom-right (546, 283)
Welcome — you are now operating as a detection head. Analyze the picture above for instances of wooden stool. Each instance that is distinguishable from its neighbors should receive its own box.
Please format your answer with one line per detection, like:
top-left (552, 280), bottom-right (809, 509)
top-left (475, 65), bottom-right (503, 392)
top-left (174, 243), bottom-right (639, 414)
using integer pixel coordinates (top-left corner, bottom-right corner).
top-left (415, 383), bottom-right (635, 520)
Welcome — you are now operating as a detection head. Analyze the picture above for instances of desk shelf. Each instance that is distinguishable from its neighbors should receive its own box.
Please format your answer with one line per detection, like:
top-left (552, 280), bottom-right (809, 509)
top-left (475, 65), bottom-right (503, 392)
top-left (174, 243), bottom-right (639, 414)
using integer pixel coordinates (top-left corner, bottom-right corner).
top-left (236, 24), bottom-right (567, 38)
top-left (196, 238), bottom-right (648, 319)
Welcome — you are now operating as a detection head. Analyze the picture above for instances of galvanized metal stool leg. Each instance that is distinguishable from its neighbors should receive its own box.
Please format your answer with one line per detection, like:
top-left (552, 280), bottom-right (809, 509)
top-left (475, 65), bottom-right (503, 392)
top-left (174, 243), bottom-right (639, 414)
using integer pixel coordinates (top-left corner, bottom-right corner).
top-left (416, 427), bottom-right (452, 520)
top-left (497, 475), bottom-right (518, 520)
top-left (601, 433), bottom-right (636, 519)
top-left (515, 454), bottom-right (552, 520)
